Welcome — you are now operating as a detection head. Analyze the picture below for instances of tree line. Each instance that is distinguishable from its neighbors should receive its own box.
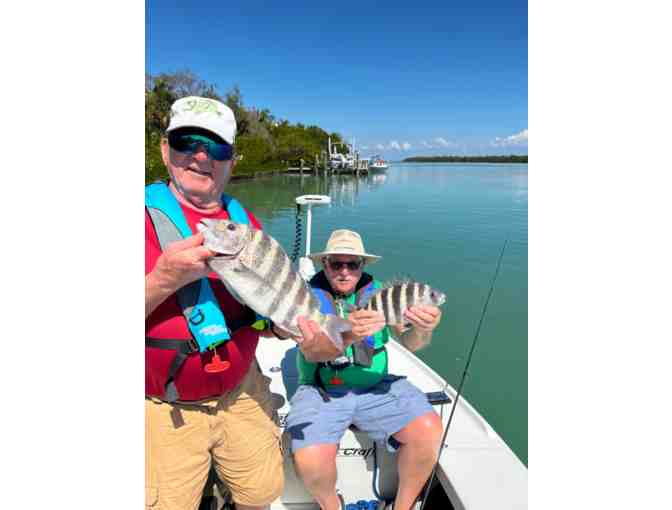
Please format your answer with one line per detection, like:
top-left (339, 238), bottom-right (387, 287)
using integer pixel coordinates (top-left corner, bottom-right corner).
top-left (146, 70), bottom-right (345, 183)
top-left (403, 155), bottom-right (528, 163)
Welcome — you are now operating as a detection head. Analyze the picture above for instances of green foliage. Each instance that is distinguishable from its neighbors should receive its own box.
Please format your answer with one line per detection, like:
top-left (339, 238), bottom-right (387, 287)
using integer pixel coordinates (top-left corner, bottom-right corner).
top-left (145, 129), bottom-right (168, 184)
top-left (145, 70), bottom-right (339, 179)
top-left (234, 135), bottom-right (275, 175)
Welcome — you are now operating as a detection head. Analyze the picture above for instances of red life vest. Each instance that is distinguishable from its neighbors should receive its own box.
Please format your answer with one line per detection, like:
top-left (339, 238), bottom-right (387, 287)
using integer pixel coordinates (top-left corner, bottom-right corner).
top-left (145, 200), bottom-right (263, 401)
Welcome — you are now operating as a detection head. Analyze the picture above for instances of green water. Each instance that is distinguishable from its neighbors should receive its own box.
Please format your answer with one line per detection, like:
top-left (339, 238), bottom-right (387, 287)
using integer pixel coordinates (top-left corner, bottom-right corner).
top-left (228, 163), bottom-right (528, 465)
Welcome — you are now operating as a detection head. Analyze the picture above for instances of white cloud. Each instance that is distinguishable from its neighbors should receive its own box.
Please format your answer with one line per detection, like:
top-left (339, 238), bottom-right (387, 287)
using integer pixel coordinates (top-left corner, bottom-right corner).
top-left (361, 146), bottom-right (368, 150)
top-left (420, 137), bottom-right (454, 149)
top-left (433, 137), bottom-right (454, 148)
top-left (382, 140), bottom-right (412, 151)
top-left (375, 144), bottom-right (385, 150)
top-left (493, 129), bottom-right (528, 147)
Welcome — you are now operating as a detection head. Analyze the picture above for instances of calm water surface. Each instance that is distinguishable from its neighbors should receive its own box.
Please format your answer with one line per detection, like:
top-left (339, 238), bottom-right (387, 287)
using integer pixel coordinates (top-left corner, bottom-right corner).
top-left (228, 163), bottom-right (528, 464)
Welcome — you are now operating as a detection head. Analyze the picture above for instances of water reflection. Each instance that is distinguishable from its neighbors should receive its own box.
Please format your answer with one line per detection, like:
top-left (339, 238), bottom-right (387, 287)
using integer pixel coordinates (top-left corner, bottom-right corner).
top-left (228, 172), bottom-right (387, 219)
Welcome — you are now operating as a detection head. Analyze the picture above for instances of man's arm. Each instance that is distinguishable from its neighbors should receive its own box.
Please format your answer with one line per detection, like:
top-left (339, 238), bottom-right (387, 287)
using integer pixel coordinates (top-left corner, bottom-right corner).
top-left (145, 233), bottom-right (215, 319)
top-left (392, 305), bottom-right (442, 352)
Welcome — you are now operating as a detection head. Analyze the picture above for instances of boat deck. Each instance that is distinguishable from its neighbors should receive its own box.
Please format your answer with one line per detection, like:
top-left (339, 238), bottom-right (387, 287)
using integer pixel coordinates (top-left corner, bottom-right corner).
top-left (253, 336), bottom-right (528, 510)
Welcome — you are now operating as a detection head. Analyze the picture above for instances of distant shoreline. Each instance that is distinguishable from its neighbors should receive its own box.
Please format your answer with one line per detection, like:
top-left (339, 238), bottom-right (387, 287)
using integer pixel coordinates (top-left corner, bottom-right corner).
top-left (402, 155), bottom-right (527, 163)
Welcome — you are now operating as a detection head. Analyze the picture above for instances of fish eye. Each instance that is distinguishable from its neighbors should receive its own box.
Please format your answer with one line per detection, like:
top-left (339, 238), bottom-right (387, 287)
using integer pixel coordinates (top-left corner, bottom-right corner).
top-left (227, 224), bottom-right (236, 231)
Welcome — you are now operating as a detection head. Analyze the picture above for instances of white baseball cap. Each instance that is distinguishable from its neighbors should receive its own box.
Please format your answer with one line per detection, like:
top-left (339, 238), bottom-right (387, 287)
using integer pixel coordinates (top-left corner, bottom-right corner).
top-left (166, 96), bottom-right (237, 145)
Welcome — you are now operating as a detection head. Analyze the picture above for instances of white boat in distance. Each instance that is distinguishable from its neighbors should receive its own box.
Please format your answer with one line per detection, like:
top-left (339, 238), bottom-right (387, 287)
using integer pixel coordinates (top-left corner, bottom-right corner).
top-left (205, 195), bottom-right (527, 510)
top-left (368, 155), bottom-right (389, 172)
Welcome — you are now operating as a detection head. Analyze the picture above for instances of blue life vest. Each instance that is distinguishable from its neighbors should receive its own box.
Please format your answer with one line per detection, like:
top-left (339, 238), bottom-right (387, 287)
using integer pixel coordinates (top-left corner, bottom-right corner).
top-left (145, 182), bottom-right (250, 352)
top-left (312, 283), bottom-right (379, 349)
top-left (301, 276), bottom-right (389, 392)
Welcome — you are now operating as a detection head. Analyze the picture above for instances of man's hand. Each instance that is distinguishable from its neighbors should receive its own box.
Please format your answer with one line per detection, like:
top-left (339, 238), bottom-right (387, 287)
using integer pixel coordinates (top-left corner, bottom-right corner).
top-left (403, 305), bottom-right (442, 332)
top-left (294, 316), bottom-right (344, 362)
top-left (347, 309), bottom-right (386, 342)
top-left (145, 233), bottom-right (215, 318)
top-left (148, 233), bottom-right (215, 294)
top-left (394, 305), bottom-right (443, 352)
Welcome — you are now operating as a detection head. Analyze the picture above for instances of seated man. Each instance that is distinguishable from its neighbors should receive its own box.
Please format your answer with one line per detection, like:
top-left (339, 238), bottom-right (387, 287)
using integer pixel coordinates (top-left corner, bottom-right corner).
top-left (287, 230), bottom-right (444, 510)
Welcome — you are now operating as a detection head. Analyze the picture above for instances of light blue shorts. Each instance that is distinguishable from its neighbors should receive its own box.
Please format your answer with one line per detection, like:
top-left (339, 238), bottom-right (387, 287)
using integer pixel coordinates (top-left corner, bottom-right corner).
top-left (285, 375), bottom-right (435, 453)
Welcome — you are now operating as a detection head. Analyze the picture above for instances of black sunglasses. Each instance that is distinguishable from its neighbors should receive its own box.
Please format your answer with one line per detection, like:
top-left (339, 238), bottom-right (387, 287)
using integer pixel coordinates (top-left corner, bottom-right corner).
top-left (168, 130), bottom-right (234, 161)
top-left (326, 259), bottom-right (363, 271)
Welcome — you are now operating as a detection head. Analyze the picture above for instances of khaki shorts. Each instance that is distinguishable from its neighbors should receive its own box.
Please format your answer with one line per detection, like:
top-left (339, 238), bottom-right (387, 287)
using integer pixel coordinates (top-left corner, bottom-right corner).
top-left (145, 363), bottom-right (284, 509)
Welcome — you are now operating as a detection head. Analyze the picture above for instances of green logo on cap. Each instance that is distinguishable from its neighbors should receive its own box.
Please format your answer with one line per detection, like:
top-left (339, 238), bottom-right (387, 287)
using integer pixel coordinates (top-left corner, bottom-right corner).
top-left (181, 98), bottom-right (223, 117)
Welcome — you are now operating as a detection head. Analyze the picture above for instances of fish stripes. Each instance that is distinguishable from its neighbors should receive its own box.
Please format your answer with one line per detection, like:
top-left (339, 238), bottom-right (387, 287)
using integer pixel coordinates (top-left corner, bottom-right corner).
top-left (269, 263), bottom-right (299, 315)
top-left (391, 285), bottom-right (402, 325)
top-left (405, 283), bottom-right (415, 315)
top-left (363, 281), bottom-right (445, 326)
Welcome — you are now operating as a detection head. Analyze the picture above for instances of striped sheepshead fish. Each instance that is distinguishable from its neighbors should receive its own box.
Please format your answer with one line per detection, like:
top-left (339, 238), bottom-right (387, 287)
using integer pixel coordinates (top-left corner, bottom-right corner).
top-left (360, 281), bottom-right (446, 327)
top-left (197, 219), bottom-right (352, 349)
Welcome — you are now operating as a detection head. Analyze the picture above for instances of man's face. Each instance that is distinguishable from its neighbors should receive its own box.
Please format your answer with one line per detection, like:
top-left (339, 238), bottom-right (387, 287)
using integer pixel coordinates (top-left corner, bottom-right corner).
top-left (161, 131), bottom-right (235, 204)
top-left (323, 256), bottom-right (364, 296)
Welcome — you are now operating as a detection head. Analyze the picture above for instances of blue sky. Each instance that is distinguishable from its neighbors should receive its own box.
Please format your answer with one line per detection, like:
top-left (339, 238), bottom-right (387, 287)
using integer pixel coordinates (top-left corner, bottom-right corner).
top-left (146, 0), bottom-right (527, 159)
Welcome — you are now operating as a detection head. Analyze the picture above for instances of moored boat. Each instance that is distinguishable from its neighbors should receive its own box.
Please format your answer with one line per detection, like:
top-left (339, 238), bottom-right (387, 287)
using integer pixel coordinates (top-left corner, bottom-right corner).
top-left (368, 155), bottom-right (389, 172)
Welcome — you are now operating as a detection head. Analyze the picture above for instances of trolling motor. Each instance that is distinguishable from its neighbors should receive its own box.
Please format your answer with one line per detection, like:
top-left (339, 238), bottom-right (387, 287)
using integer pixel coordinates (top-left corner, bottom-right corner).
top-left (292, 195), bottom-right (331, 281)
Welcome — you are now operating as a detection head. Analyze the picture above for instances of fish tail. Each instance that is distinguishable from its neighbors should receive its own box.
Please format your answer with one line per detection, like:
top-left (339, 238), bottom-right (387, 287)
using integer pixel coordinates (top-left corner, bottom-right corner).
top-left (323, 314), bottom-right (352, 351)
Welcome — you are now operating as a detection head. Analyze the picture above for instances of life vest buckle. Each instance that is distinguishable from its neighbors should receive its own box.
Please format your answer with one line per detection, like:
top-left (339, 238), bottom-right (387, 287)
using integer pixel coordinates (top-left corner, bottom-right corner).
top-left (186, 337), bottom-right (200, 354)
top-left (326, 359), bottom-right (352, 370)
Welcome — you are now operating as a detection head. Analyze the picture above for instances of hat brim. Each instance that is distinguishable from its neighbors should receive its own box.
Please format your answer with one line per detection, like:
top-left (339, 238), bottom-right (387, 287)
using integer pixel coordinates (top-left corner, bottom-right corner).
top-left (308, 250), bottom-right (381, 264)
top-left (166, 121), bottom-right (233, 145)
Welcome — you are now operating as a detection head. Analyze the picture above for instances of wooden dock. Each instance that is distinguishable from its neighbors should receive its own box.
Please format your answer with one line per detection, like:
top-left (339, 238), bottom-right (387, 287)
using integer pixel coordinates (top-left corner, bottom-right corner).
top-left (286, 154), bottom-right (369, 176)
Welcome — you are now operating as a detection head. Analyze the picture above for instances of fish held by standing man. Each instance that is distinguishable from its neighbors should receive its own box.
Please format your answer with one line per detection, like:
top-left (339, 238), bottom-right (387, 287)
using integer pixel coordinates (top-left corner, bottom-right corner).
top-left (197, 218), bottom-right (352, 349)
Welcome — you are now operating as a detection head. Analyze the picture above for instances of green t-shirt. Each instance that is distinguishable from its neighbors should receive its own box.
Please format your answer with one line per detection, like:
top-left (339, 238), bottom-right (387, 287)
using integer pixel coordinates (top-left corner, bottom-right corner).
top-left (297, 282), bottom-right (390, 390)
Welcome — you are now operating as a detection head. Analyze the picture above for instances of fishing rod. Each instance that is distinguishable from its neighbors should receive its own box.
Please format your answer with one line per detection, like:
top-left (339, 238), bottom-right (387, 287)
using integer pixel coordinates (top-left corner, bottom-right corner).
top-left (419, 238), bottom-right (508, 510)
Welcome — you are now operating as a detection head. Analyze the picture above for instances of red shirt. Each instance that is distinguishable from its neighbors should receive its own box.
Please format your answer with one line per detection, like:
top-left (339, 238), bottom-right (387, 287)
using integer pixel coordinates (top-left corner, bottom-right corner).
top-left (145, 201), bottom-right (263, 401)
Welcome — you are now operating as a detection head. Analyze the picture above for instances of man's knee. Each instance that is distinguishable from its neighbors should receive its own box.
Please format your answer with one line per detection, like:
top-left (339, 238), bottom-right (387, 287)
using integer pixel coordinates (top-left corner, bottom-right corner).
top-left (293, 445), bottom-right (337, 489)
top-left (240, 469), bottom-right (284, 507)
top-left (397, 412), bottom-right (444, 451)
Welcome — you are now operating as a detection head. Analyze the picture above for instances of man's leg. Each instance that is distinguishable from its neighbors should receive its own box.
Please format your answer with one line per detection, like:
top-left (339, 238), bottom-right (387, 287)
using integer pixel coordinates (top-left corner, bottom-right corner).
top-left (145, 398), bottom-right (212, 510)
top-left (212, 365), bottom-right (284, 510)
top-left (286, 386), bottom-right (354, 510)
top-left (352, 377), bottom-right (443, 510)
top-left (293, 444), bottom-right (341, 510)
top-left (392, 412), bottom-right (443, 510)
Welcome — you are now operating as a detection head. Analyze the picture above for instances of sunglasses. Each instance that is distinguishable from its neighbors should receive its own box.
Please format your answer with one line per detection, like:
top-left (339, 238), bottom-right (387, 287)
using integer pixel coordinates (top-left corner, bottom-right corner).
top-left (168, 132), bottom-right (234, 161)
top-left (327, 259), bottom-right (363, 271)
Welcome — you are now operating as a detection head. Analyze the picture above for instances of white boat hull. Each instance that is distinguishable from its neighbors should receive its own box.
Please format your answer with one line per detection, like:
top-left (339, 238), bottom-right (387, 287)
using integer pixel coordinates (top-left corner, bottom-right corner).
top-left (253, 336), bottom-right (528, 510)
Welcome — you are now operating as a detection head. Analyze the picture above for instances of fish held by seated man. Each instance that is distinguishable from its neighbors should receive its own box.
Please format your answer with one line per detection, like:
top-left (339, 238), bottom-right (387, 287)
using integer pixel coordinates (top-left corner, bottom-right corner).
top-left (351, 280), bottom-right (446, 329)
top-left (197, 218), bottom-right (352, 349)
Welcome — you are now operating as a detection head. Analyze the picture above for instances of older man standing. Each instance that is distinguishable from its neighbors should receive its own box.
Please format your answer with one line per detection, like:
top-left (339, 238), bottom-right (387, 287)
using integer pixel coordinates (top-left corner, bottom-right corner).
top-left (145, 96), bottom-right (298, 510)
top-left (286, 230), bottom-right (445, 510)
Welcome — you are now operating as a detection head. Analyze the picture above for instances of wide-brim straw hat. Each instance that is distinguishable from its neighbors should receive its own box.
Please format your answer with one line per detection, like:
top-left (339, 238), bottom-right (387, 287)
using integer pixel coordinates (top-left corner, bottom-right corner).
top-left (308, 229), bottom-right (381, 264)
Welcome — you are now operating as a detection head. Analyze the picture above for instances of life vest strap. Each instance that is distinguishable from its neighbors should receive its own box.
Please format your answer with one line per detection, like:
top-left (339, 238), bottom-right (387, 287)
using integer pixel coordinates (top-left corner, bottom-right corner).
top-left (145, 337), bottom-right (199, 403)
top-left (145, 182), bottom-right (252, 352)
top-left (145, 307), bottom-right (257, 402)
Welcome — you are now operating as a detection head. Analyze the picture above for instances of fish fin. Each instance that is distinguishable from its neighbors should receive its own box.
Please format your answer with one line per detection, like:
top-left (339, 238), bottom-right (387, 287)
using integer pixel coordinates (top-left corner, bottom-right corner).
top-left (322, 314), bottom-right (352, 352)
top-left (383, 275), bottom-right (413, 288)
